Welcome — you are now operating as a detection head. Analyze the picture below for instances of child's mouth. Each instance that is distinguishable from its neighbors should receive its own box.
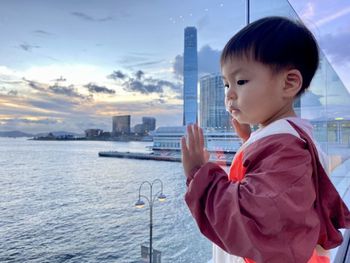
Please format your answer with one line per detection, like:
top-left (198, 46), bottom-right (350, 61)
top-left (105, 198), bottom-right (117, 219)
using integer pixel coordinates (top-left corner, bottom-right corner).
top-left (226, 107), bottom-right (240, 116)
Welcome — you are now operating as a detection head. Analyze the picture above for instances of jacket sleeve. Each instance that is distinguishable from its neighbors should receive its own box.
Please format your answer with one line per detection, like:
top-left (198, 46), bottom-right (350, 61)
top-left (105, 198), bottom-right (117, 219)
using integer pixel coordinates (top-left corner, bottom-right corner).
top-left (185, 135), bottom-right (321, 263)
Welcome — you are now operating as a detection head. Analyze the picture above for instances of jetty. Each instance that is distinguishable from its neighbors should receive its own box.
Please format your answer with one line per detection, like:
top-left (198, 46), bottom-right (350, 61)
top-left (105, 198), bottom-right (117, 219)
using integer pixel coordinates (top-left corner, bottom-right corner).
top-left (98, 150), bottom-right (234, 166)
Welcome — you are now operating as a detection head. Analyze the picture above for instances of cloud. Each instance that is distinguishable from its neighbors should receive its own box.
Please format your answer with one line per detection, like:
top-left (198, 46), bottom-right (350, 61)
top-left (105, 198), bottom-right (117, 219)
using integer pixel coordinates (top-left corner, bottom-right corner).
top-left (174, 94), bottom-right (183, 100)
top-left (49, 84), bottom-right (91, 100)
top-left (173, 55), bottom-right (183, 79)
top-left (107, 70), bottom-right (127, 80)
top-left (146, 98), bottom-right (166, 106)
top-left (117, 52), bottom-right (164, 69)
top-left (0, 87), bottom-right (17, 96)
top-left (173, 45), bottom-right (221, 78)
top-left (28, 98), bottom-right (81, 112)
top-left (123, 78), bottom-right (182, 95)
top-left (0, 67), bottom-right (23, 85)
top-left (1, 63), bottom-right (183, 133)
top-left (23, 78), bottom-right (47, 92)
top-left (71, 12), bottom-right (113, 22)
top-left (33, 30), bottom-right (52, 36)
top-left (135, 70), bottom-right (144, 80)
top-left (315, 6), bottom-right (350, 27)
top-left (156, 80), bottom-right (182, 93)
top-left (108, 69), bottom-right (182, 95)
top-left (198, 45), bottom-right (221, 75)
top-left (126, 60), bottom-right (165, 69)
top-left (19, 43), bottom-right (40, 52)
top-left (0, 87), bottom-right (183, 133)
top-left (196, 15), bottom-right (210, 31)
top-left (7, 90), bottom-right (18, 96)
top-left (3, 118), bottom-right (61, 125)
top-left (0, 79), bottom-right (22, 85)
top-left (319, 31), bottom-right (350, 63)
top-left (124, 80), bottom-right (163, 94)
top-left (23, 78), bottom-right (92, 101)
top-left (300, 2), bottom-right (315, 21)
top-left (84, 83), bottom-right (116, 94)
top-left (23, 75), bottom-right (88, 100)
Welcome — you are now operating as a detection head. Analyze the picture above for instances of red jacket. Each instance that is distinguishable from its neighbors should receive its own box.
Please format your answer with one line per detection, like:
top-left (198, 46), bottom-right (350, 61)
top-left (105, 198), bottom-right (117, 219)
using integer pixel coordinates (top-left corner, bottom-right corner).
top-left (185, 119), bottom-right (350, 263)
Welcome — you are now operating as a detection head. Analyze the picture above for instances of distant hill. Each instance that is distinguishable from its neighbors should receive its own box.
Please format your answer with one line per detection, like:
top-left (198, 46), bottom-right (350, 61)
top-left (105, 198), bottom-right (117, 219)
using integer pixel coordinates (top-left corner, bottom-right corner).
top-left (0, 130), bottom-right (84, 138)
top-left (34, 131), bottom-right (84, 137)
top-left (0, 131), bottom-right (34, 138)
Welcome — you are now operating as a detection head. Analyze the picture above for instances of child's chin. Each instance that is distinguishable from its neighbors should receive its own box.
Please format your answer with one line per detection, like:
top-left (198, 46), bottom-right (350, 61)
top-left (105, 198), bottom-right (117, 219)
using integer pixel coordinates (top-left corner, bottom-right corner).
top-left (235, 117), bottom-right (251, 125)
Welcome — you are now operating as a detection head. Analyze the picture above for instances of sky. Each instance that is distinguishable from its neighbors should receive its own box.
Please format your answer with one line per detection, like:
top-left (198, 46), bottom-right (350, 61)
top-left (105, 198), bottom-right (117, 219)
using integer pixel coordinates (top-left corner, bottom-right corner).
top-left (0, 0), bottom-right (349, 134)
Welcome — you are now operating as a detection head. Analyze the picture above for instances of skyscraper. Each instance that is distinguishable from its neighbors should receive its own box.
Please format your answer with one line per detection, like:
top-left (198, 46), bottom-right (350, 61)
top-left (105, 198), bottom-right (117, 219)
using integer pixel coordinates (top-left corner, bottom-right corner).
top-left (142, 117), bottom-right (156, 132)
top-left (112, 115), bottom-right (131, 134)
top-left (200, 74), bottom-right (230, 130)
top-left (183, 27), bottom-right (198, 125)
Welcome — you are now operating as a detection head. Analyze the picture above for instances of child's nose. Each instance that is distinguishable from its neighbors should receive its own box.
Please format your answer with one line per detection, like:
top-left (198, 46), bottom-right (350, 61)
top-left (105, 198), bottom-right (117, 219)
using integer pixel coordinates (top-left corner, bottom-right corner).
top-left (225, 87), bottom-right (237, 100)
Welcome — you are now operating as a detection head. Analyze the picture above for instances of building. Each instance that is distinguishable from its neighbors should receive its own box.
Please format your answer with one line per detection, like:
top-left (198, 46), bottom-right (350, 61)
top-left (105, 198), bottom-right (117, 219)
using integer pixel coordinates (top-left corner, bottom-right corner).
top-left (142, 117), bottom-right (156, 132)
top-left (152, 126), bottom-right (241, 153)
top-left (134, 123), bottom-right (146, 134)
top-left (183, 26), bottom-right (198, 125)
top-left (85, 129), bottom-right (103, 138)
top-left (112, 115), bottom-right (131, 135)
top-left (200, 74), bottom-right (231, 130)
top-left (133, 117), bottom-right (156, 135)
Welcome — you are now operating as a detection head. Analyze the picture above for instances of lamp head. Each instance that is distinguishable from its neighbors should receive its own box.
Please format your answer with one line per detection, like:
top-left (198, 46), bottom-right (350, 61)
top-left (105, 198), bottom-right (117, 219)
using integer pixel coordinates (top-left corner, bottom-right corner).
top-left (158, 193), bottom-right (166, 202)
top-left (135, 199), bottom-right (145, 208)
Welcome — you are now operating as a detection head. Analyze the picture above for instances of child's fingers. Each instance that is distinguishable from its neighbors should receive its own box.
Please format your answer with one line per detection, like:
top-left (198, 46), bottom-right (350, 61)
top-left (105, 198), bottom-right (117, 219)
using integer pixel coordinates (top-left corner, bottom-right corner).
top-left (186, 125), bottom-right (195, 151)
top-left (231, 118), bottom-right (251, 141)
top-left (204, 148), bottom-right (210, 162)
top-left (199, 126), bottom-right (204, 150)
top-left (231, 118), bottom-right (242, 131)
top-left (231, 118), bottom-right (240, 131)
top-left (193, 124), bottom-right (201, 151)
top-left (180, 136), bottom-right (189, 159)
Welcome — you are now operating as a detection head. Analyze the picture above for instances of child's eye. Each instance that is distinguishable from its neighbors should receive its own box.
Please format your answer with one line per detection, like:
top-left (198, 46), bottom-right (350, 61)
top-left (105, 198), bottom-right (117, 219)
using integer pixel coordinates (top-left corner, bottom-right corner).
top-left (237, 80), bottom-right (248, 85)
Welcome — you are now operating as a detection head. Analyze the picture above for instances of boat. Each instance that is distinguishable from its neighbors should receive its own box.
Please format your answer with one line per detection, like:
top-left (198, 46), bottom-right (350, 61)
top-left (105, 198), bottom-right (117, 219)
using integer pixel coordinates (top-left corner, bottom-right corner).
top-left (152, 126), bottom-right (241, 153)
top-left (99, 126), bottom-right (241, 166)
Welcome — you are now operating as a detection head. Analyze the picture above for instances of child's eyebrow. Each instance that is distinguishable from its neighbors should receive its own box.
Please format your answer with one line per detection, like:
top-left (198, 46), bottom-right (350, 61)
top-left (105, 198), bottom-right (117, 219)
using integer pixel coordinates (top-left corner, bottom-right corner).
top-left (222, 68), bottom-right (245, 80)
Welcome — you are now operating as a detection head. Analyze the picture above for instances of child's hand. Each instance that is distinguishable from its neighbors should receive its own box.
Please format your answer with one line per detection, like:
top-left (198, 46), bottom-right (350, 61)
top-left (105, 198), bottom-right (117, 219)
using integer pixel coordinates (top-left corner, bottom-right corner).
top-left (231, 118), bottom-right (251, 143)
top-left (181, 124), bottom-right (210, 179)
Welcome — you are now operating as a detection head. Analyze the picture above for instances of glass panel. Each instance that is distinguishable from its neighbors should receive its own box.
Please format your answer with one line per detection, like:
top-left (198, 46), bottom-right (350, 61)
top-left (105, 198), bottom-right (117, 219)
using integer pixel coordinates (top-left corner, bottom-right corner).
top-left (251, 0), bottom-right (350, 261)
top-left (2, 0), bottom-right (349, 262)
top-left (0, 1), bottom-right (245, 262)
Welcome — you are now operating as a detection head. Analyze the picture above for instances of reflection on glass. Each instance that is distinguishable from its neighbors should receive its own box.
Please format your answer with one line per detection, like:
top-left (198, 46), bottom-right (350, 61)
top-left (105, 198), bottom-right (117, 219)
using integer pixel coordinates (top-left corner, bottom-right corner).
top-left (249, 1), bottom-right (350, 261)
top-left (1, 0), bottom-right (350, 262)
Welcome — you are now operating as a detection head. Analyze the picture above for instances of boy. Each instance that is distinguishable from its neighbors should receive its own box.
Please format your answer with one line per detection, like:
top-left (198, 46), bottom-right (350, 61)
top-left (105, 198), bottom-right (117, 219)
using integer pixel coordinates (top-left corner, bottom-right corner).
top-left (181, 17), bottom-right (350, 263)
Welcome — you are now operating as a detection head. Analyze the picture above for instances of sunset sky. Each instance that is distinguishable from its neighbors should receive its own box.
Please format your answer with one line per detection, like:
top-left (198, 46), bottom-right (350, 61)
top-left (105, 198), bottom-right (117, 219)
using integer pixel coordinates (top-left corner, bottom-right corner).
top-left (0, 0), bottom-right (349, 133)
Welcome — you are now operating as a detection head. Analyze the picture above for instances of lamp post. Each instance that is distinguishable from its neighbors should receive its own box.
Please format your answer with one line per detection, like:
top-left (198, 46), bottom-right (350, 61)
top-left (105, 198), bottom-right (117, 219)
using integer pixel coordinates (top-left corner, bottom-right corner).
top-left (135, 179), bottom-right (166, 263)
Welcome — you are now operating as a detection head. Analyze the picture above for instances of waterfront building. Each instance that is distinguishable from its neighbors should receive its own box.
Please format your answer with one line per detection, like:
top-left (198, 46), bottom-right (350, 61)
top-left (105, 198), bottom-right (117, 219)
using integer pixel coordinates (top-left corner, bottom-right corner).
top-left (85, 129), bottom-right (103, 138)
top-left (152, 126), bottom-right (241, 153)
top-left (142, 117), bottom-right (156, 132)
top-left (134, 123), bottom-right (146, 135)
top-left (200, 74), bottom-right (231, 130)
top-left (112, 115), bottom-right (131, 135)
top-left (133, 117), bottom-right (156, 135)
top-left (183, 26), bottom-right (198, 125)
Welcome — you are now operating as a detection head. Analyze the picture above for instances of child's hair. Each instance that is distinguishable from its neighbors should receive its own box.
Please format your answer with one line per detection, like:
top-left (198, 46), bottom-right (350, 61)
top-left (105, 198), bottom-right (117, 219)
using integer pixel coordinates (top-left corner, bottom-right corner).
top-left (220, 16), bottom-right (319, 96)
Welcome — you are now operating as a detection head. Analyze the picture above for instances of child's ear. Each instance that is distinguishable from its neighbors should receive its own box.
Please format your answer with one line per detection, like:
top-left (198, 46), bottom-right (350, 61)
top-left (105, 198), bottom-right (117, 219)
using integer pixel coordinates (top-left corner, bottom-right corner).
top-left (283, 69), bottom-right (303, 98)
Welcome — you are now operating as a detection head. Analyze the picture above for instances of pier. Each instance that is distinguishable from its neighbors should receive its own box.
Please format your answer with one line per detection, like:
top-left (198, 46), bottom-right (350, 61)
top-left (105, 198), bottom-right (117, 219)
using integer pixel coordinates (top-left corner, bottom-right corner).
top-left (98, 150), bottom-right (234, 166)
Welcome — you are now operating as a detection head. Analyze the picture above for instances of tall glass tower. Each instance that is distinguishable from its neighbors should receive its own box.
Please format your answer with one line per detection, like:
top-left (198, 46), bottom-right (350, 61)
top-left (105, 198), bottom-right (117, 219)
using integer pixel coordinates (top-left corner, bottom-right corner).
top-left (183, 27), bottom-right (198, 125)
top-left (200, 74), bottom-right (230, 130)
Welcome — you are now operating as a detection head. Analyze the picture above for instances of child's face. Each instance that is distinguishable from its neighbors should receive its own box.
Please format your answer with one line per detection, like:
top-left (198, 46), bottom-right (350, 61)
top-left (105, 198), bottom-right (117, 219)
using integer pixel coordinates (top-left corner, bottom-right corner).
top-left (222, 57), bottom-right (288, 127)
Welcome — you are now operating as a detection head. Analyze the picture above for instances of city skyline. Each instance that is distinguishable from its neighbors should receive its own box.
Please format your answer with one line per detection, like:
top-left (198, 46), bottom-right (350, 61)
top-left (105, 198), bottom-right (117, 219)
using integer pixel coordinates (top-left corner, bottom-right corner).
top-left (0, 0), bottom-right (350, 133)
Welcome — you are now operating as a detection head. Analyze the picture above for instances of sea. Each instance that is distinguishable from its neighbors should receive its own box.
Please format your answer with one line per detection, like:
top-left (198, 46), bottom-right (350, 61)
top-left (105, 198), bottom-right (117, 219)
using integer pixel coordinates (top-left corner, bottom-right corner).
top-left (0, 138), bottom-right (212, 263)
